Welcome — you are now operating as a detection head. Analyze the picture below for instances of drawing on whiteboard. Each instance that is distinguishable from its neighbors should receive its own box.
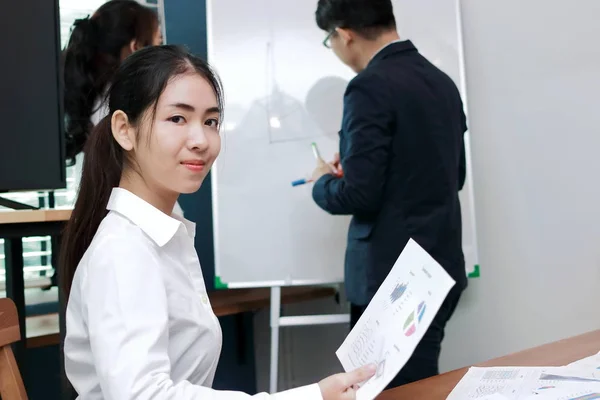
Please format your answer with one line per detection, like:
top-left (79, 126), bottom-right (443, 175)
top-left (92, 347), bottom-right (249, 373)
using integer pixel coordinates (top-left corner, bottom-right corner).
top-left (262, 0), bottom-right (349, 145)
top-left (252, 83), bottom-right (318, 144)
top-left (262, 39), bottom-right (313, 144)
top-left (403, 301), bottom-right (427, 337)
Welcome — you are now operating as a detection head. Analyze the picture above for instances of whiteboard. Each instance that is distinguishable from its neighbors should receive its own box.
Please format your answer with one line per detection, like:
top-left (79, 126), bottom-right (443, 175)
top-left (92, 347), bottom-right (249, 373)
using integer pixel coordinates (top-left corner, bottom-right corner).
top-left (208, 0), bottom-right (479, 288)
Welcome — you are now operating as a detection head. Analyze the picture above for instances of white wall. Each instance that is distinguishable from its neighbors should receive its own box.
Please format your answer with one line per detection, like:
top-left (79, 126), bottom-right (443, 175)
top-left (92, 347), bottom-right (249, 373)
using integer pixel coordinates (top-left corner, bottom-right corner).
top-left (440, 0), bottom-right (600, 371)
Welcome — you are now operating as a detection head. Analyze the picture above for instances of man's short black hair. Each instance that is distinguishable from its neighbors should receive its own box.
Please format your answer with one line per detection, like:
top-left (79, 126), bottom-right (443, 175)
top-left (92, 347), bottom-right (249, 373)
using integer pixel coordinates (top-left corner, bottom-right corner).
top-left (315, 0), bottom-right (396, 40)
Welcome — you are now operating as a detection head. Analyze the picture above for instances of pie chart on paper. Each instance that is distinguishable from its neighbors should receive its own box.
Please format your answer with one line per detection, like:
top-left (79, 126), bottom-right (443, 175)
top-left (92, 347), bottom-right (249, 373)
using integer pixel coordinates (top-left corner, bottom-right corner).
top-left (403, 301), bottom-right (427, 337)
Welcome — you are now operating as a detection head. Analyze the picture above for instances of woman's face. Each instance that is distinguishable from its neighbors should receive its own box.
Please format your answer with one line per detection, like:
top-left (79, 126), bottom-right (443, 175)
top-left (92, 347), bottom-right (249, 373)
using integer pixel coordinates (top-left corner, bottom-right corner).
top-left (152, 26), bottom-right (163, 46)
top-left (113, 73), bottom-right (221, 199)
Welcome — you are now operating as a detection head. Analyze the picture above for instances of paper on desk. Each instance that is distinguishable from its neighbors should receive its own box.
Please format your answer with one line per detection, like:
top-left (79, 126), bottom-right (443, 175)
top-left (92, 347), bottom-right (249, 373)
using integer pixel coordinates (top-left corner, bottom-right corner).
top-left (568, 351), bottom-right (600, 371)
top-left (335, 239), bottom-right (456, 400)
top-left (522, 382), bottom-right (600, 399)
top-left (446, 366), bottom-right (600, 400)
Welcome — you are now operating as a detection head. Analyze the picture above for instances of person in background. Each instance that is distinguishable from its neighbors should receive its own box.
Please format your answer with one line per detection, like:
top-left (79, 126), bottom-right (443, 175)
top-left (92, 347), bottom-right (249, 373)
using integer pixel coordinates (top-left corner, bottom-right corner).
top-left (310, 0), bottom-right (468, 388)
top-left (62, 0), bottom-right (179, 208)
top-left (60, 44), bottom-right (375, 400)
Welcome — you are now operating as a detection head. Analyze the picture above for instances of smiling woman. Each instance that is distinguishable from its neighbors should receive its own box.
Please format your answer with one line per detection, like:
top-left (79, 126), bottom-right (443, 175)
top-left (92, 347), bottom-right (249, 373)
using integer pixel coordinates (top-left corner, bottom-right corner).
top-left (57, 44), bottom-right (375, 399)
top-left (109, 73), bottom-right (222, 208)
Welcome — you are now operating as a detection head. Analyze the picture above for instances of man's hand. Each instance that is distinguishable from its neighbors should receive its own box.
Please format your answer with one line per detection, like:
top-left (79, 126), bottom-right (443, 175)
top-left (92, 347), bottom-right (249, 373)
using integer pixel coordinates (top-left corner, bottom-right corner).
top-left (311, 158), bottom-right (334, 182)
top-left (329, 152), bottom-right (343, 177)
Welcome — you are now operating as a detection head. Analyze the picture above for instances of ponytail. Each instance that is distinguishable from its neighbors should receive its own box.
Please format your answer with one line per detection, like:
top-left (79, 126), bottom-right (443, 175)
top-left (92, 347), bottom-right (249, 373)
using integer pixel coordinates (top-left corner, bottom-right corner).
top-left (63, 17), bottom-right (105, 165)
top-left (59, 116), bottom-right (123, 298)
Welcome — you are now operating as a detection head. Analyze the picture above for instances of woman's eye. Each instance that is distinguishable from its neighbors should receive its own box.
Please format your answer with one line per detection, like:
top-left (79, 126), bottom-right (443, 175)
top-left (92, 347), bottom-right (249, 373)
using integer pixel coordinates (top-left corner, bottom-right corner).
top-left (205, 118), bottom-right (219, 128)
top-left (169, 116), bottom-right (185, 124)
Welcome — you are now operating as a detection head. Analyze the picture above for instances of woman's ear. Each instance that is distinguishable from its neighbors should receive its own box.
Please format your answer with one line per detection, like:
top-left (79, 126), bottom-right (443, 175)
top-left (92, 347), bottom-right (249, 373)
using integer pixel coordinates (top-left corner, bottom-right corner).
top-left (119, 39), bottom-right (141, 61)
top-left (129, 38), bottom-right (141, 53)
top-left (111, 110), bottom-right (135, 151)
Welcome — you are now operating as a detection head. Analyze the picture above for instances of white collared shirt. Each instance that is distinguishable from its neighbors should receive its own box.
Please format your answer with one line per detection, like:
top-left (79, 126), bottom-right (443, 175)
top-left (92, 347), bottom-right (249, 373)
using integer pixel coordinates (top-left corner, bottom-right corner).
top-left (64, 188), bottom-right (322, 399)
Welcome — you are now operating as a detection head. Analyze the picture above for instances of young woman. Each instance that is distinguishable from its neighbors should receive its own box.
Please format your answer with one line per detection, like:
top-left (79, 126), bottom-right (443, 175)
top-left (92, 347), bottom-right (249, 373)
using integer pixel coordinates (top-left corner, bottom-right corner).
top-left (60, 45), bottom-right (375, 399)
top-left (63, 0), bottom-right (161, 166)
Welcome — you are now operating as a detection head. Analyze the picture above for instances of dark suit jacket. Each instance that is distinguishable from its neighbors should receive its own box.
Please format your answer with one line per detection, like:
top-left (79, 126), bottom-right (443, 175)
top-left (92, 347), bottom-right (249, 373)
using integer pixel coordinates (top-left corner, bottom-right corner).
top-left (312, 40), bottom-right (468, 305)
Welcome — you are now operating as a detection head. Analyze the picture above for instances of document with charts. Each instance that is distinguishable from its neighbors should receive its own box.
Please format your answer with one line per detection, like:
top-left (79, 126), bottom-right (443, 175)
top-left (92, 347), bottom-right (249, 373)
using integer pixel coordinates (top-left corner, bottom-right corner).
top-left (447, 366), bottom-right (600, 400)
top-left (335, 239), bottom-right (456, 400)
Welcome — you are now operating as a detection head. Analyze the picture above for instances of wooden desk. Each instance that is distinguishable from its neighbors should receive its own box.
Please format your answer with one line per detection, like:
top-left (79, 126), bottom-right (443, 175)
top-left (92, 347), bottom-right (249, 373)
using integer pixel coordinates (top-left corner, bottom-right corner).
top-left (209, 286), bottom-right (337, 316)
top-left (0, 209), bottom-right (71, 224)
top-left (378, 329), bottom-right (600, 399)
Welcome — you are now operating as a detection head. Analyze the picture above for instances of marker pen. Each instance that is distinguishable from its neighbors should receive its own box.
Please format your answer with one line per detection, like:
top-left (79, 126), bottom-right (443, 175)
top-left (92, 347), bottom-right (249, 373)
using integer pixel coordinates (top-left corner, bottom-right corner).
top-left (311, 142), bottom-right (322, 160)
top-left (291, 178), bottom-right (313, 187)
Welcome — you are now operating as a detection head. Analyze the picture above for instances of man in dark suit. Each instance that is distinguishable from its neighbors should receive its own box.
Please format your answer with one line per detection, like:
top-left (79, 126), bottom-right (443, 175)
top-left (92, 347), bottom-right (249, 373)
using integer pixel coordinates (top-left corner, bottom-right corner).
top-left (311, 0), bottom-right (469, 388)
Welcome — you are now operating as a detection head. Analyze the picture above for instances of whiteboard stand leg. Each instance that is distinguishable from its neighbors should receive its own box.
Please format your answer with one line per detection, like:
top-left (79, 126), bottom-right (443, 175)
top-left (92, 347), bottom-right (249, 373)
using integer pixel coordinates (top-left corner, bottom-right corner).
top-left (269, 286), bottom-right (281, 394)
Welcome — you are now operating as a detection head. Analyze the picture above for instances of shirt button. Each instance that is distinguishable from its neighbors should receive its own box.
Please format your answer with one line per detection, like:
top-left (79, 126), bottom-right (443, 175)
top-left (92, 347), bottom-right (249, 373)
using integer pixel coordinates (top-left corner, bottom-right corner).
top-left (201, 294), bottom-right (208, 304)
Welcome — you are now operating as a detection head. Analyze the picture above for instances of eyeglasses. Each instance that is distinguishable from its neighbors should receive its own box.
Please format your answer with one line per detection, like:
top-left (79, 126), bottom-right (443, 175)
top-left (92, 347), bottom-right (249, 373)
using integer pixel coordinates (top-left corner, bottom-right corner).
top-left (323, 30), bottom-right (335, 48)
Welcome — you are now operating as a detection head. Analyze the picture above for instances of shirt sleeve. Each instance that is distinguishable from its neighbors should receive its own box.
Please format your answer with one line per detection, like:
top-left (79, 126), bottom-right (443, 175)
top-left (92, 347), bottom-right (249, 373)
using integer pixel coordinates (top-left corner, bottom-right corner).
top-left (81, 236), bottom-right (323, 400)
top-left (312, 74), bottom-right (393, 215)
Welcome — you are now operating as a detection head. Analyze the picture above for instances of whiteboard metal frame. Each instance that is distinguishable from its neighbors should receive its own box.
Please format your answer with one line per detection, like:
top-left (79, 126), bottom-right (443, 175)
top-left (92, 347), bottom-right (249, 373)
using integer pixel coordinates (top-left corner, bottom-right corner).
top-left (455, 0), bottom-right (480, 275)
top-left (225, 278), bottom-right (344, 289)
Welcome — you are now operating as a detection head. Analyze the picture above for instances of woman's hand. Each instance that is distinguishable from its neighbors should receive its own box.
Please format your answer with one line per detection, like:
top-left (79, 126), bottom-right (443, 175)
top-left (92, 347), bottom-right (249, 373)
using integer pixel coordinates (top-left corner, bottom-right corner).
top-left (318, 364), bottom-right (377, 400)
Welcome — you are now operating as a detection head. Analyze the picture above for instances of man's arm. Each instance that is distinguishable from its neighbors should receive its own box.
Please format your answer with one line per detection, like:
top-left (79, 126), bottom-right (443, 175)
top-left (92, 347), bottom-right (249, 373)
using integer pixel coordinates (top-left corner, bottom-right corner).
top-left (312, 75), bottom-right (393, 215)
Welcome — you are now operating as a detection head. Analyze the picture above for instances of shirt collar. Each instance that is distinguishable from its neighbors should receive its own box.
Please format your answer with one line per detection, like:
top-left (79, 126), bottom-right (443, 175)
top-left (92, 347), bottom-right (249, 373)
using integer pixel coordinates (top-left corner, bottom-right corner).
top-left (371, 39), bottom-right (403, 61)
top-left (368, 39), bottom-right (417, 67)
top-left (106, 188), bottom-right (196, 247)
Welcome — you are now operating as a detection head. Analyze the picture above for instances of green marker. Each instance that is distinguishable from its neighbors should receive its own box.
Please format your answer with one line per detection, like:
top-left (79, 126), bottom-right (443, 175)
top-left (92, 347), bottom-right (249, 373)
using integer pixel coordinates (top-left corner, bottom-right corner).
top-left (311, 142), bottom-right (322, 160)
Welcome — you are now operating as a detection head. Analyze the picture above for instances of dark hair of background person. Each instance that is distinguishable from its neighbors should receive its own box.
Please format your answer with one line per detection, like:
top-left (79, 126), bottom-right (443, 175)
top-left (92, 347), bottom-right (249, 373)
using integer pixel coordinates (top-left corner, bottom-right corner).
top-left (315, 0), bottom-right (396, 40)
top-left (59, 45), bottom-right (224, 298)
top-left (63, 0), bottom-right (159, 165)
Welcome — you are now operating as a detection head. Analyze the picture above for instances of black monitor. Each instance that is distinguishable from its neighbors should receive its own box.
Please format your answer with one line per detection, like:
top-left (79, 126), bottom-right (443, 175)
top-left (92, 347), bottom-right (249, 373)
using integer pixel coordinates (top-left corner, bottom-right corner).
top-left (0, 0), bottom-right (65, 193)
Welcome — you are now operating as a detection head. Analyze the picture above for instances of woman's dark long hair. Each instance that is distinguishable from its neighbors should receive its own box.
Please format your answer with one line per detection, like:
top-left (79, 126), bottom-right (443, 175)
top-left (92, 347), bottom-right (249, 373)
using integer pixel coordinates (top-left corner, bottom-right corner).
top-left (63, 0), bottom-right (159, 165)
top-left (59, 45), bottom-right (224, 298)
